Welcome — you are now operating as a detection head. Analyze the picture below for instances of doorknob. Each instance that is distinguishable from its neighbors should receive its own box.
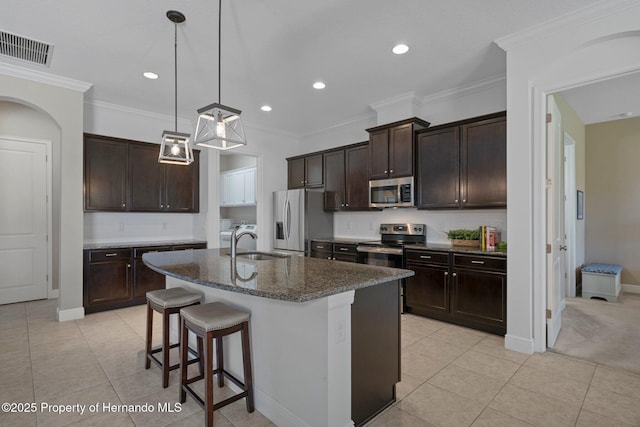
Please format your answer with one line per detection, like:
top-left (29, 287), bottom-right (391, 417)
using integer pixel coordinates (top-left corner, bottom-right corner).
top-left (559, 245), bottom-right (568, 251)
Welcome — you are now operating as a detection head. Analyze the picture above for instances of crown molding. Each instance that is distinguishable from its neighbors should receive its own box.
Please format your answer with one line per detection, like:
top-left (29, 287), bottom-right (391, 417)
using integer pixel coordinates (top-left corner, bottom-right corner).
top-left (300, 111), bottom-right (376, 139)
top-left (422, 74), bottom-right (506, 104)
top-left (369, 91), bottom-right (420, 111)
top-left (86, 99), bottom-right (192, 126)
top-left (495, 0), bottom-right (639, 51)
top-left (0, 61), bottom-right (92, 92)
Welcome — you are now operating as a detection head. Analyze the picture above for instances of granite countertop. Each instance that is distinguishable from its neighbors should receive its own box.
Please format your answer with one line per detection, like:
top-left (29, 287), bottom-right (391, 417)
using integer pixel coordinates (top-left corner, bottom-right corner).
top-left (143, 248), bottom-right (414, 303)
top-left (84, 239), bottom-right (207, 250)
top-left (404, 243), bottom-right (507, 257)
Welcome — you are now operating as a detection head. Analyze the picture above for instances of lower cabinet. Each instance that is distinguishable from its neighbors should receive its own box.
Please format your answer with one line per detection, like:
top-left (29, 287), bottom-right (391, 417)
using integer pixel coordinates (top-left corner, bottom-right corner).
top-left (404, 249), bottom-right (506, 335)
top-left (84, 242), bottom-right (206, 313)
top-left (309, 241), bottom-right (358, 263)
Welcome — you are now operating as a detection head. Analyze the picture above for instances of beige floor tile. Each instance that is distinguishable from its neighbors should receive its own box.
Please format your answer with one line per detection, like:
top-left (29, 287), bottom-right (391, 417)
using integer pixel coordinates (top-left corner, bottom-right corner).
top-left (0, 346), bottom-right (31, 373)
top-left (471, 407), bottom-right (534, 426)
top-left (219, 398), bottom-right (273, 427)
top-left (489, 384), bottom-right (580, 427)
top-left (0, 374), bottom-right (34, 404)
top-left (575, 409), bottom-right (636, 427)
top-left (452, 349), bottom-right (520, 383)
top-left (428, 364), bottom-right (505, 405)
top-left (429, 325), bottom-right (487, 349)
top-left (396, 373), bottom-right (425, 401)
top-left (366, 406), bottom-right (436, 426)
top-left (98, 350), bottom-right (148, 382)
top-left (582, 385), bottom-right (640, 426)
top-left (65, 412), bottom-right (135, 426)
top-left (126, 385), bottom-right (201, 427)
top-left (29, 336), bottom-right (93, 362)
top-left (0, 363), bottom-right (32, 389)
top-left (508, 365), bottom-right (590, 406)
top-left (25, 299), bottom-right (58, 323)
top-left (401, 315), bottom-right (446, 335)
top-left (401, 349), bottom-right (449, 381)
top-left (164, 410), bottom-right (234, 427)
top-left (524, 352), bottom-right (595, 384)
top-left (472, 335), bottom-right (531, 364)
top-left (405, 336), bottom-right (469, 364)
top-left (27, 320), bottom-right (85, 346)
top-left (591, 365), bottom-right (640, 398)
top-left (0, 301), bottom-right (27, 319)
top-left (399, 382), bottom-right (486, 427)
top-left (0, 326), bottom-right (29, 354)
top-left (0, 411), bottom-right (37, 427)
top-left (402, 328), bottom-right (431, 349)
top-left (110, 368), bottom-right (176, 403)
top-left (33, 360), bottom-right (110, 401)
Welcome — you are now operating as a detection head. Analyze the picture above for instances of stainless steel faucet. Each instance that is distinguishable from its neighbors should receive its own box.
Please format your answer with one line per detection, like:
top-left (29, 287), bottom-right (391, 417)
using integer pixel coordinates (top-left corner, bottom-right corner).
top-left (230, 228), bottom-right (258, 259)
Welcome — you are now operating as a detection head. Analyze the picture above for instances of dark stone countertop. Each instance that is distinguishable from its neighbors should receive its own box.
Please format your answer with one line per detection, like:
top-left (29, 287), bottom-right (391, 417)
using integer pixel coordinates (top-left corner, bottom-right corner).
top-left (403, 243), bottom-right (507, 257)
top-left (143, 248), bottom-right (414, 303)
top-left (83, 239), bottom-right (207, 250)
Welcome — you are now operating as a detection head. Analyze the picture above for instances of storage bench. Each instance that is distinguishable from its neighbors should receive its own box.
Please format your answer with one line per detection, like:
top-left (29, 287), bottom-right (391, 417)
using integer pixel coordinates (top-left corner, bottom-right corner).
top-left (581, 263), bottom-right (623, 302)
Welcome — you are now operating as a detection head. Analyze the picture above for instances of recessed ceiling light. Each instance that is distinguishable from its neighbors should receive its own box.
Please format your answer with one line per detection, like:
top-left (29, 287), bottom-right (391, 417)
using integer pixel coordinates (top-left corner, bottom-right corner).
top-left (392, 44), bottom-right (409, 55)
top-left (313, 81), bottom-right (326, 90)
top-left (261, 105), bottom-right (272, 112)
top-left (143, 71), bottom-right (159, 80)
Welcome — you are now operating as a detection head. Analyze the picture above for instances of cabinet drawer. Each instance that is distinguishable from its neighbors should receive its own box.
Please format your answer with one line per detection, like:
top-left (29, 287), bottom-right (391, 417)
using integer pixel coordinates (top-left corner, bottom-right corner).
top-left (311, 241), bottom-right (332, 253)
top-left (453, 254), bottom-right (506, 272)
top-left (173, 243), bottom-right (207, 251)
top-left (405, 250), bottom-right (449, 265)
top-left (89, 249), bottom-right (132, 262)
top-left (333, 243), bottom-right (357, 255)
top-left (134, 246), bottom-right (172, 259)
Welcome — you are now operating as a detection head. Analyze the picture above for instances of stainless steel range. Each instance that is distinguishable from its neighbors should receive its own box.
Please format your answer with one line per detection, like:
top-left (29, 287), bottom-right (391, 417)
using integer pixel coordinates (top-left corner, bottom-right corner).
top-left (356, 223), bottom-right (426, 267)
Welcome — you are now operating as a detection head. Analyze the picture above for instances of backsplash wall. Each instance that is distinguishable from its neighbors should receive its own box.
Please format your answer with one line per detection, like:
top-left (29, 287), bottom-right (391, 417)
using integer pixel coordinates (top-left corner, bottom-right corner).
top-left (84, 212), bottom-right (201, 243)
top-left (334, 209), bottom-right (507, 244)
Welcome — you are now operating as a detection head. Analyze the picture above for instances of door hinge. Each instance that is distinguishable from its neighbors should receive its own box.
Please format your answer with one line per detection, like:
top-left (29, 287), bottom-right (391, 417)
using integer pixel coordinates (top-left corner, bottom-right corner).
top-left (546, 244), bottom-right (552, 254)
top-left (546, 179), bottom-right (552, 189)
top-left (546, 309), bottom-right (552, 319)
top-left (546, 113), bottom-right (552, 123)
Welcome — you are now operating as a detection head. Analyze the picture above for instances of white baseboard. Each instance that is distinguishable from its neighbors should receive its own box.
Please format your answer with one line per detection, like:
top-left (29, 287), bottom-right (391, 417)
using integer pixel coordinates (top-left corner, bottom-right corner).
top-left (505, 334), bottom-right (534, 354)
top-left (56, 306), bottom-right (85, 322)
top-left (622, 284), bottom-right (640, 294)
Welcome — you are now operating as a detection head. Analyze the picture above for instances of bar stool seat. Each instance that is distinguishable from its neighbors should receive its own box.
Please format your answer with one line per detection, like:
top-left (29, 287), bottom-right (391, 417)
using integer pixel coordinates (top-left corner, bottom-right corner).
top-left (180, 302), bottom-right (254, 427)
top-left (145, 287), bottom-right (202, 388)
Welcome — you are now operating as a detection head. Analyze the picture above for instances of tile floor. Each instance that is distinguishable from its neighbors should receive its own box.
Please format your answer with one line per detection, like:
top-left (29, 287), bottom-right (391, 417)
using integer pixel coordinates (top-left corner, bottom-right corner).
top-left (2, 299), bottom-right (640, 426)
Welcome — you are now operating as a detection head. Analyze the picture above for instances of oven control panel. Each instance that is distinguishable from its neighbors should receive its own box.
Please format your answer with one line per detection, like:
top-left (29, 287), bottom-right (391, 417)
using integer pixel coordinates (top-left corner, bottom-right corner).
top-left (379, 223), bottom-right (425, 236)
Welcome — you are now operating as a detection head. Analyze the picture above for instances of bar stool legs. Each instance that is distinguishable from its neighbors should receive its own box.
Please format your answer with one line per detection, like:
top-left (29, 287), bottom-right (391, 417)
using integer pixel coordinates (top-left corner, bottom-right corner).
top-left (179, 302), bottom-right (254, 427)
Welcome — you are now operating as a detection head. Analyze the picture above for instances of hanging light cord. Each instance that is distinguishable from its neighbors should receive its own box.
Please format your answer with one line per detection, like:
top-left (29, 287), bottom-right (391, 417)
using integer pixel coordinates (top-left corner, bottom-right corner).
top-left (173, 19), bottom-right (178, 132)
top-left (218, 0), bottom-right (222, 104)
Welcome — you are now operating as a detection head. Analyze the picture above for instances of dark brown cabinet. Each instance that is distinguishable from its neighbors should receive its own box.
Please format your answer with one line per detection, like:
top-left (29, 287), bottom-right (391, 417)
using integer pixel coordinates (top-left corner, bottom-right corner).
top-left (287, 154), bottom-right (323, 189)
top-left (415, 112), bottom-right (506, 210)
top-left (404, 248), bottom-right (506, 335)
top-left (309, 241), bottom-right (358, 263)
top-left (84, 242), bottom-right (206, 313)
top-left (366, 118), bottom-right (429, 180)
top-left (322, 142), bottom-right (372, 211)
top-left (84, 134), bottom-right (200, 213)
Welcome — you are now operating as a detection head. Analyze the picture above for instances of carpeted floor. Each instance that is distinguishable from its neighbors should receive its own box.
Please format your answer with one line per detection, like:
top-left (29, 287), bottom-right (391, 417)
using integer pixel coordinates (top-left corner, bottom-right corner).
top-left (550, 292), bottom-right (640, 374)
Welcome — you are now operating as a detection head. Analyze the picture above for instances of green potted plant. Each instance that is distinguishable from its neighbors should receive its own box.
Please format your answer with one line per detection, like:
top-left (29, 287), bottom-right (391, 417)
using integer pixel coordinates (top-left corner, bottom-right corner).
top-left (447, 228), bottom-right (481, 247)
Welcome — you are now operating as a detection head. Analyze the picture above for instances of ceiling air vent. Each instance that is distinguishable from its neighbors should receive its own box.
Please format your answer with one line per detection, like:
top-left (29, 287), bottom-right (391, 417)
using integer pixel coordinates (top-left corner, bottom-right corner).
top-left (0, 30), bottom-right (53, 66)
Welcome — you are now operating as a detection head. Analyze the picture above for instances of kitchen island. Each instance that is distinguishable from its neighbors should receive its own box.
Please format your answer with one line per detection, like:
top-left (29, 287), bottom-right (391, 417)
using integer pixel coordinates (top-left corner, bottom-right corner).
top-left (143, 249), bottom-right (413, 427)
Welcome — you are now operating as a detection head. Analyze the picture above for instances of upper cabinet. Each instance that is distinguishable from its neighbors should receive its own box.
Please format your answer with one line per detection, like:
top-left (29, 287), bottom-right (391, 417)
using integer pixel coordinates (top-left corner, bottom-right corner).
top-left (366, 118), bottom-right (430, 180)
top-left (322, 142), bottom-right (372, 211)
top-left (415, 112), bottom-right (506, 210)
top-left (287, 154), bottom-right (323, 189)
top-left (84, 134), bottom-right (200, 213)
top-left (221, 166), bottom-right (256, 207)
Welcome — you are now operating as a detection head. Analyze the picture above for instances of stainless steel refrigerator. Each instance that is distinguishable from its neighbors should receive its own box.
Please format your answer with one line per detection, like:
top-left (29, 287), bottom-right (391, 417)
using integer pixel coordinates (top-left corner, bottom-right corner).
top-left (273, 188), bottom-right (333, 255)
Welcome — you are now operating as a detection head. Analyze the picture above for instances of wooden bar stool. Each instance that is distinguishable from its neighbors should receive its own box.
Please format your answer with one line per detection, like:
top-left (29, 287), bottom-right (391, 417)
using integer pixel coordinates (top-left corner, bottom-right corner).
top-left (179, 302), bottom-right (254, 427)
top-left (145, 287), bottom-right (202, 388)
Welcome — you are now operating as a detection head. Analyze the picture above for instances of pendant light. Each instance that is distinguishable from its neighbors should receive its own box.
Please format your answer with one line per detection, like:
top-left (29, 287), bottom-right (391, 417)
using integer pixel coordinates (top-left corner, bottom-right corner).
top-left (194, 0), bottom-right (247, 150)
top-left (159, 10), bottom-right (194, 165)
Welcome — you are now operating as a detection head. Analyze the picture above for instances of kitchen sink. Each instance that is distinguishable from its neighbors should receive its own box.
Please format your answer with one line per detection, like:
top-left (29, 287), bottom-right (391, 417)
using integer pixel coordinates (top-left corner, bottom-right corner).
top-left (233, 251), bottom-right (290, 261)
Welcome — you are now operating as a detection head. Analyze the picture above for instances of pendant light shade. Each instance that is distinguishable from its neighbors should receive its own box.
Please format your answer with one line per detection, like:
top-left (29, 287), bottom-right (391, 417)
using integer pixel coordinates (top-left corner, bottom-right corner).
top-left (194, 0), bottom-right (247, 150)
top-left (159, 10), bottom-right (193, 165)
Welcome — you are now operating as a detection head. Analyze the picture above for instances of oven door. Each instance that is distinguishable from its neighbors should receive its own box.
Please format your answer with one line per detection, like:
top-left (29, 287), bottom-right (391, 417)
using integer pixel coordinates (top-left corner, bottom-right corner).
top-left (356, 245), bottom-right (403, 268)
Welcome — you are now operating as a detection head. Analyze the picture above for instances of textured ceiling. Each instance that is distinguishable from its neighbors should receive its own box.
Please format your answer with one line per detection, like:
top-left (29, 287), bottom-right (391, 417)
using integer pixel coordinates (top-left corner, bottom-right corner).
top-left (1, 0), bottom-right (605, 136)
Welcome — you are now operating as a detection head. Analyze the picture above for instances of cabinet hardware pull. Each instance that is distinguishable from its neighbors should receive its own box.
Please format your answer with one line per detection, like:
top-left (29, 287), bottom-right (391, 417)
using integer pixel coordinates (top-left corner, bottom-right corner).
top-left (127, 264), bottom-right (131, 268)
top-left (444, 271), bottom-right (448, 276)
top-left (105, 253), bottom-right (118, 257)
top-left (454, 199), bottom-right (458, 203)
top-left (167, 205), bottom-right (170, 208)
top-left (463, 199), bottom-right (466, 203)
top-left (317, 245), bottom-right (324, 249)
top-left (420, 255), bottom-right (431, 259)
top-left (471, 260), bottom-right (485, 264)
top-left (384, 170), bottom-right (388, 174)
top-left (345, 203), bottom-right (349, 207)
top-left (390, 169), bottom-right (394, 173)
top-left (327, 256), bottom-right (332, 260)
top-left (339, 248), bottom-right (349, 251)
top-left (160, 204), bottom-right (164, 208)
top-left (452, 272), bottom-right (457, 277)
top-left (121, 203), bottom-right (126, 207)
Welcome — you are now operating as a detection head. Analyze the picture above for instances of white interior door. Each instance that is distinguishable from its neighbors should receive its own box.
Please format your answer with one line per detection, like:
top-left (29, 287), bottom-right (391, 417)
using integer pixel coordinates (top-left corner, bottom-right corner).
top-left (564, 136), bottom-right (577, 298)
top-left (546, 97), bottom-right (567, 348)
top-left (0, 137), bottom-right (48, 304)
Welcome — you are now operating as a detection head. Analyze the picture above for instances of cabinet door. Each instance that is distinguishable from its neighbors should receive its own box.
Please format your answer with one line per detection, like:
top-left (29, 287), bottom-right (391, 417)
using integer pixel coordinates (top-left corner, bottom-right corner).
top-left (305, 154), bottom-right (323, 187)
top-left (451, 269), bottom-right (506, 334)
top-left (129, 143), bottom-right (164, 212)
top-left (404, 262), bottom-right (450, 316)
top-left (86, 260), bottom-right (131, 306)
top-left (288, 157), bottom-right (305, 189)
top-left (461, 117), bottom-right (507, 208)
top-left (323, 150), bottom-right (345, 211)
top-left (165, 150), bottom-right (199, 212)
top-left (368, 129), bottom-right (389, 179)
top-left (84, 136), bottom-right (128, 211)
top-left (415, 127), bottom-right (460, 209)
top-left (389, 123), bottom-right (413, 178)
top-left (243, 167), bottom-right (256, 205)
top-left (345, 145), bottom-right (370, 210)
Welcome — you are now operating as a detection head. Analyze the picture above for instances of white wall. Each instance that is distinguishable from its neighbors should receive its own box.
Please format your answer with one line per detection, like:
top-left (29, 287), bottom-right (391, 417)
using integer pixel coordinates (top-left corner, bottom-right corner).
top-left (0, 71), bottom-right (87, 320)
top-left (496, 0), bottom-right (640, 353)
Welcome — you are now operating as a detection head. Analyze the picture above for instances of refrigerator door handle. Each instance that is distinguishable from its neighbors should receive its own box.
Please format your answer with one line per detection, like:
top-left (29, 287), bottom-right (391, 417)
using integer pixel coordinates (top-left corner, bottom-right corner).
top-left (286, 199), bottom-right (292, 239)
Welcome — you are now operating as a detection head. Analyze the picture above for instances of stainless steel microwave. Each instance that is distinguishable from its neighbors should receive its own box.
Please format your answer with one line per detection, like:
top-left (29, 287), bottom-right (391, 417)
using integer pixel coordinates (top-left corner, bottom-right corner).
top-left (369, 176), bottom-right (414, 208)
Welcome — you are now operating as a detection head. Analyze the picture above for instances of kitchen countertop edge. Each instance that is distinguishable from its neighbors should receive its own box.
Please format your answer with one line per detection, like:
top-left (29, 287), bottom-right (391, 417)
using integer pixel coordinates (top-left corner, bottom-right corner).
top-left (404, 243), bottom-right (507, 257)
top-left (84, 239), bottom-right (207, 250)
